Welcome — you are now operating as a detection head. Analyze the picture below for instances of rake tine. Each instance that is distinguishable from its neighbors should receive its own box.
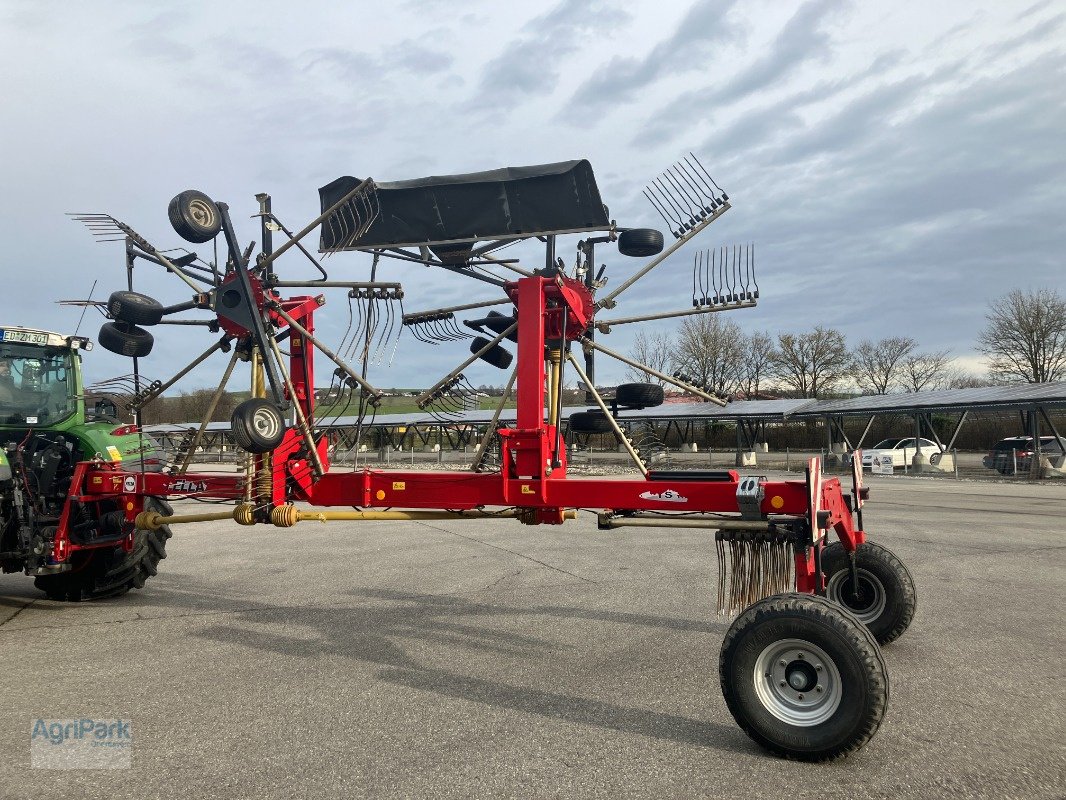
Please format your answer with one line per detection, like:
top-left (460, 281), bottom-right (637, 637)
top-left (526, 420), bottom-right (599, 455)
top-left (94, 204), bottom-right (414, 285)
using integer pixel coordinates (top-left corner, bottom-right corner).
top-left (643, 189), bottom-right (680, 237)
top-left (728, 245), bottom-right (738, 303)
top-left (661, 171), bottom-right (698, 228)
top-left (692, 252), bottom-right (700, 308)
top-left (683, 155), bottom-right (720, 209)
top-left (750, 243), bottom-right (759, 299)
top-left (668, 165), bottom-right (708, 220)
top-left (652, 180), bottom-right (691, 232)
top-left (711, 247), bottom-right (721, 305)
top-left (676, 159), bottom-right (715, 213)
top-left (688, 153), bottom-right (728, 201)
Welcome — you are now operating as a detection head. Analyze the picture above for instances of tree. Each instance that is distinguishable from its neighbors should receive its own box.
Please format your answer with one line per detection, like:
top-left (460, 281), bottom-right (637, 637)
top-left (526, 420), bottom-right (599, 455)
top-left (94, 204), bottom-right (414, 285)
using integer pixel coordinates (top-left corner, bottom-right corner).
top-left (898, 350), bottom-right (953, 392)
top-left (625, 330), bottom-right (674, 385)
top-left (852, 337), bottom-right (916, 394)
top-left (771, 327), bottom-right (849, 398)
top-left (738, 330), bottom-right (776, 399)
top-left (977, 288), bottom-right (1066, 383)
top-left (671, 314), bottom-right (745, 397)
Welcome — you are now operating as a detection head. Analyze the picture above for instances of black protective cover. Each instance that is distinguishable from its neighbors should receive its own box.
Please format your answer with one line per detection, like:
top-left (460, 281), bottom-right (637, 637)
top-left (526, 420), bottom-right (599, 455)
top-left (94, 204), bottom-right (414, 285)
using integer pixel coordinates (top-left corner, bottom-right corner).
top-left (318, 160), bottom-right (610, 252)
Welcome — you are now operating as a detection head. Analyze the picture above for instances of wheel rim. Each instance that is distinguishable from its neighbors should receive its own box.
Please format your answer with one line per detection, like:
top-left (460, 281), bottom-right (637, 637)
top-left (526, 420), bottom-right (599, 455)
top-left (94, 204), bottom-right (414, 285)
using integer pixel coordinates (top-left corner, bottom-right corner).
top-left (251, 407), bottom-right (281, 440)
top-left (753, 638), bottom-right (842, 726)
top-left (187, 198), bottom-right (216, 228)
top-left (827, 568), bottom-right (887, 625)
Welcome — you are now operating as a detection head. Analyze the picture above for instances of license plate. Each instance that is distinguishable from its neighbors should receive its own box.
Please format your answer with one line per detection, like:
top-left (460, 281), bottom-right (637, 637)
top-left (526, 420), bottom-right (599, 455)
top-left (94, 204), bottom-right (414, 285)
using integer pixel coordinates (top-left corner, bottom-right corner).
top-left (0, 329), bottom-right (48, 346)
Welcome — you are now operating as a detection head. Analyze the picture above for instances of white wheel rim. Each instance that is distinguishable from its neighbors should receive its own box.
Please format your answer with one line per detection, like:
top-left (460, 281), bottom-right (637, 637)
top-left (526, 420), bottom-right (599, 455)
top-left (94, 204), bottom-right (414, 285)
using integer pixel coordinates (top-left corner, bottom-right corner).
top-left (251, 407), bottom-right (280, 440)
top-left (827, 568), bottom-right (887, 626)
top-left (188, 198), bottom-right (216, 227)
top-left (753, 638), bottom-right (842, 726)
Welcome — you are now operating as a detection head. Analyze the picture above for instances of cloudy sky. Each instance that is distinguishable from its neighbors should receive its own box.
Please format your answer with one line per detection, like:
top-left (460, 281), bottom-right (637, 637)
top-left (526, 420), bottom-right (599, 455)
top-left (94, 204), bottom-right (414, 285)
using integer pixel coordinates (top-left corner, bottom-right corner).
top-left (1, 0), bottom-right (1063, 393)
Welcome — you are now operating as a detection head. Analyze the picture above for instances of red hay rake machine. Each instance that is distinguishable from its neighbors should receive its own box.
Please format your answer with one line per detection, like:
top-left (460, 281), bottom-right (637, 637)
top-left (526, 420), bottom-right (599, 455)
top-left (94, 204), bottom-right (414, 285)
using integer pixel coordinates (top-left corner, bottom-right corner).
top-left (60, 158), bottom-right (915, 760)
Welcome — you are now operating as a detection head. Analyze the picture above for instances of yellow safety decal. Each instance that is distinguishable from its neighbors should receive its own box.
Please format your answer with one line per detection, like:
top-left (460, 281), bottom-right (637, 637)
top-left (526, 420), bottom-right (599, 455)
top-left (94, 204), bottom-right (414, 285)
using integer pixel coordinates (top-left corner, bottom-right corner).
top-left (106, 446), bottom-right (122, 462)
top-left (521, 485), bottom-right (535, 495)
top-left (392, 482), bottom-right (406, 490)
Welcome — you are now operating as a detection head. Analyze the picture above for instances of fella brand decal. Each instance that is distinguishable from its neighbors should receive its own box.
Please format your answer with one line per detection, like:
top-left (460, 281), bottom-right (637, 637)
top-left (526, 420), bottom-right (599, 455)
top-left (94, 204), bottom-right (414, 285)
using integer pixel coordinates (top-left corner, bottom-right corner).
top-left (638, 488), bottom-right (688, 503)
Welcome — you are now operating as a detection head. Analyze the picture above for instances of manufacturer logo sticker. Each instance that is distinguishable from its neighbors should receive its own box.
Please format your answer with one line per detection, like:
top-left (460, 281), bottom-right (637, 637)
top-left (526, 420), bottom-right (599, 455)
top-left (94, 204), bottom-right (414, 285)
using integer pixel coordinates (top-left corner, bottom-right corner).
top-left (639, 489), bottom-right (688, 503)
top-left (168, 479), bottom-right (207, 493)
top-left (122, 476), bottom-right (137, 493)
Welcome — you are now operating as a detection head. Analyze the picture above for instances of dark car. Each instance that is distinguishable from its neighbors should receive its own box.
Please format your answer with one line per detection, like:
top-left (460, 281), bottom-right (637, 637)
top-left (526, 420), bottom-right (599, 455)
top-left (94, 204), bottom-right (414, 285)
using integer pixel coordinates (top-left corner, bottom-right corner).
top-left (983, 436), bottom-right (1065, 474)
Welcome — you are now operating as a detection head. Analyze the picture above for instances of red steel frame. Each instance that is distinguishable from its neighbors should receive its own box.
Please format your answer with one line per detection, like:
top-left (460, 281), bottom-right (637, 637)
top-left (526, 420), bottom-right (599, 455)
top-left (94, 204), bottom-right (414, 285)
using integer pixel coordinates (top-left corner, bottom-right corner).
top-left (61, 273), bottom-right (867, 594)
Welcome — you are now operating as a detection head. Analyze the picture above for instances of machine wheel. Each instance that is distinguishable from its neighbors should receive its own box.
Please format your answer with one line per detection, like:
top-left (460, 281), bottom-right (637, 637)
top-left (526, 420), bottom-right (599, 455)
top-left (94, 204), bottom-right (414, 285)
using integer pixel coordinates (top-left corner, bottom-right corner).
top-left (823, 541), bottom-right (916, 645)
top-left (98, 321), bottom-right (154, 357)
top-left (107, 290), bottom-right (164, 326)
top-left (618, 228), bottom-right (664, 258)
top-left (720, 593), bottom-right (889, 762)
top-left (615, 382), bottom-right (664, 408)
top-left (568, 410), bottom-right (615, 434)
top-left (34, 498), bottom-right (173, 602)
top-left (470, 336), bottom-right (513, 370)
top-left (231, 399), bottom-right (287, 453)
top-left (168, 189), bottom-right (222, 243)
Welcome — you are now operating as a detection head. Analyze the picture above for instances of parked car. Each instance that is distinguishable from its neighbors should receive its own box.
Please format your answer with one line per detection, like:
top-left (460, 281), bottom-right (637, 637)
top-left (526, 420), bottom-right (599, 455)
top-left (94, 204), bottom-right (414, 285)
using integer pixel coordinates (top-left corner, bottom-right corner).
top-left (983, 436), bottom-right (1066, 474)
top-left (861, 437), bottom-right (942, 470)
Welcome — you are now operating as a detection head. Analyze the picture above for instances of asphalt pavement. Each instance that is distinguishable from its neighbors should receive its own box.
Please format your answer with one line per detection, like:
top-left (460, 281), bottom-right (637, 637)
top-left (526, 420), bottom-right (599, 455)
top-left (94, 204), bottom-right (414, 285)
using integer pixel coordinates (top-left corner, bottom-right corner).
top-left (0, 474), bottom-right (1063, 799)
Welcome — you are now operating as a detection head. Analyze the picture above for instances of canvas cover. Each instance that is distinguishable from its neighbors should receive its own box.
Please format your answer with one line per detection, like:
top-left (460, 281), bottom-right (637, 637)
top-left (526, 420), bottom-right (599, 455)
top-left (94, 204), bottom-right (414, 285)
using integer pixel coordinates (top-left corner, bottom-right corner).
top-left (318, 160), bottom-right (610, 252)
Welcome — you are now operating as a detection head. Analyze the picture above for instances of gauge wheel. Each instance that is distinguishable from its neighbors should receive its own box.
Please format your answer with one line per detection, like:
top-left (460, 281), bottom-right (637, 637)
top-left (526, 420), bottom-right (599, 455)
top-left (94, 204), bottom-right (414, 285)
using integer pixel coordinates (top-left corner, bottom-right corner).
top-left (98, 321), bottom-right (154, 358)
top-left (231, 398), bottom-right (287, 453)
top-left (107, 290), bottom-right (164, 326)
top-left (823, 541), bottom-right (916, 645)
top-left (720, 593), bottom-right (889, 762)
top-left (168, 189), bottom-right (222, 243)
top-left (615, 382), bottom-right (664, 408)
top-left (618, 228), bottom-right (665, 257)
top-left (568, 410), bottom-right (615, 434)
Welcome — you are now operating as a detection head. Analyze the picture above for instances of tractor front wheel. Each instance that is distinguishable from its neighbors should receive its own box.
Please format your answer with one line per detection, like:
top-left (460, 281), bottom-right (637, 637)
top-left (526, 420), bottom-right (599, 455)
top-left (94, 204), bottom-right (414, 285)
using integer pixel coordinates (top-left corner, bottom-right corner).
top-left (720, 593), bottom-right (888, 761)
top-left (823, 541), bottom-right (916, 645)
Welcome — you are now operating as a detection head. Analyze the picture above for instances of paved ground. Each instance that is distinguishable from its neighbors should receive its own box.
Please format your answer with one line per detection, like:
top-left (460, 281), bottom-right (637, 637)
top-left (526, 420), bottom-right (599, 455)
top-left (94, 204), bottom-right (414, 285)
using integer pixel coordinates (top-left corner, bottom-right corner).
top-left (0, 475), bottom-right (1063, 799)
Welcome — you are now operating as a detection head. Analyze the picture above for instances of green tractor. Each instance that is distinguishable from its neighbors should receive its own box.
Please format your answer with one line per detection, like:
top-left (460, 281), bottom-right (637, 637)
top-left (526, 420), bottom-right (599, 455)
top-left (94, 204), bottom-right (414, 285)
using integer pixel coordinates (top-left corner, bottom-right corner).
top-left (0, 326), bottom-right (171, 600)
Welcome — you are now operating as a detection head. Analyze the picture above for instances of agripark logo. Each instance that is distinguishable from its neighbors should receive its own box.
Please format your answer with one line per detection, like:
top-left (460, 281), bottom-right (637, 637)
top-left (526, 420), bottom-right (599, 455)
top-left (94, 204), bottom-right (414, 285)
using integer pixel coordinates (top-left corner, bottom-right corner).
top-left (30, 718), bottom-right (132, 769)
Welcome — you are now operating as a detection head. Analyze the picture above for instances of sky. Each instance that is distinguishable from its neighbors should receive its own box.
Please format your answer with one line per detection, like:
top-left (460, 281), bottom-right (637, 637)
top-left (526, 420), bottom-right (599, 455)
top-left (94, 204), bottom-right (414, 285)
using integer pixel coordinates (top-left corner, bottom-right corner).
top-left (1, 0), bottom-right (1063, 394)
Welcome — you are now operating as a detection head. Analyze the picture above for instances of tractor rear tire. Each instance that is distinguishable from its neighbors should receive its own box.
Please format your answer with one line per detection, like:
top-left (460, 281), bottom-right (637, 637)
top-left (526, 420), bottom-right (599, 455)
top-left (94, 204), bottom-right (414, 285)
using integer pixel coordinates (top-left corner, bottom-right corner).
top-left (616, 382), bottom-right (664, 408)
top-left (34, 498), bottom-right (173, 602)
top-left (618, 228), bottom-right (665, 258)
top-left (823, 541), bottom-right (916, 645)
top-left (168, 189), bottom-right (222, 243)
top-left (98, 321), bottom-right (154, 358)
top-left (720, 593), bottom-right (889, 762)
top-left (568, 410), bottom-right (615, 434)
top-left (107, 291), bottom-right (164, 326)
top-left (231, 399), bottom-right (287, 454)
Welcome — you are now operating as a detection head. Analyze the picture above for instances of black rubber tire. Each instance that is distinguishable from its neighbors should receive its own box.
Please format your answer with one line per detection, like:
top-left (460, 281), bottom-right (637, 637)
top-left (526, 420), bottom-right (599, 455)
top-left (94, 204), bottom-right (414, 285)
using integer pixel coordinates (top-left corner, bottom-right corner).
top-left (485, 310), bottom-right (519, 343)
top-left (720, 593), bottom-right (889, 762)
top-left (231, 398), bottom-right (287, 453)
top-left (168, 189), bottom-right (222, 243)
top-left (34, 498), bottom-right (173, 602)
top-left (470, 336), bottom-right (513, 370)
top-left (98, 321), bottom-right (154, 358)
top-left (618, 228), bottom-right (665, 258)
top-left (823, 541), bottom-right (917, 645)
top-left (568, 410), bottom-right (615, 434)
top-left (615, 382), bottom-right (664, 408)
top-left (107, 291), bottom-right (164, 326)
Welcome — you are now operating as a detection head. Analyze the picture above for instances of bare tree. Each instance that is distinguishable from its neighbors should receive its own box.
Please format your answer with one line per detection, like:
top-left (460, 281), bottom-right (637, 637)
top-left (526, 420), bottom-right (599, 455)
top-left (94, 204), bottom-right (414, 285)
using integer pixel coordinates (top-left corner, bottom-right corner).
top-left (624, 330), bottom-right (674, 385)
top-left (772, 327), bottom-right (850, 398)
top-left (671, 314), bottom-right (745, 397)
top-left (977, 288), bottom-right (1066, 383)
top-left (738, 330), bottom-right (776, 399)
top-left (898, 350), bottom-right (953, 392)
top-left (852, 337), bottom-right (916, 394)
